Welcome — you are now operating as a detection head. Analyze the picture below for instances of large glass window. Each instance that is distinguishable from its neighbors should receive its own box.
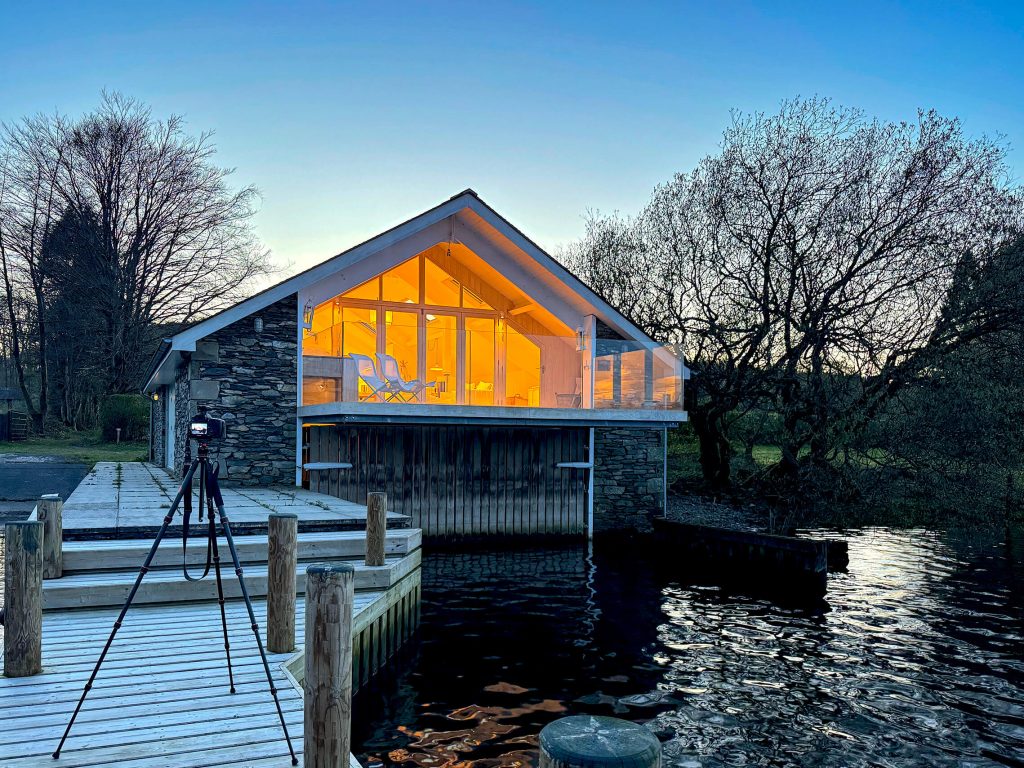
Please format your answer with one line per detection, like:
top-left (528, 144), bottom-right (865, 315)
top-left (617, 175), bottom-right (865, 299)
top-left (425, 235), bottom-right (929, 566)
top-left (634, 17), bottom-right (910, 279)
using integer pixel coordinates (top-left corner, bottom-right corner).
top-left (424, 259), bottom-right (461, 307)
top-left (465, 317), bottom-right (496, 406)
top-left (384, 310), bottom-right (418, 382)
top-left (382, 259), bottom-right (419, 304)
top-left (505, 325), bottom-right (540, 407)
top-left (425, 314), bottom-right (457, 404)
top-left (301, 249), bottom-right (594, 409)
top-left (343, 276), bottom-right (379, 301)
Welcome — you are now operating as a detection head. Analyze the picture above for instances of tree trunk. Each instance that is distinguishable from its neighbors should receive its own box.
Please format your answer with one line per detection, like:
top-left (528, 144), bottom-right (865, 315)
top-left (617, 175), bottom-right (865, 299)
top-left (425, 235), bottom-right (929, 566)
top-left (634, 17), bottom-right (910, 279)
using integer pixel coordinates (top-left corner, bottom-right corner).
top-left (691, 408), bottom-right (732, 491)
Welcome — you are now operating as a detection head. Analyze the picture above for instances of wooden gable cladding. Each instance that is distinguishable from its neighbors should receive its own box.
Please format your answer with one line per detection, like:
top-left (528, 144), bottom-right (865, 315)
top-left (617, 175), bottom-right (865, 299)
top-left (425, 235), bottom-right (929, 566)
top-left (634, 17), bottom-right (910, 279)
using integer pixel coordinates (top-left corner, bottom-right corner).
top-left (304, 424), bottom-right (588, 538)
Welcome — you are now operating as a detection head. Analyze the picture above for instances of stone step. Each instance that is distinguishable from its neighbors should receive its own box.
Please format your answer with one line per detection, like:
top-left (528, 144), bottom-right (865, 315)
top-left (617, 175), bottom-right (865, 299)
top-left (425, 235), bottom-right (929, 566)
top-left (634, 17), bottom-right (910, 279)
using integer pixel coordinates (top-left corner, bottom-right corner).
top-left (61, 529), bottom-right (421, 573)
top-left (42, 550), bottom-right (421, 611)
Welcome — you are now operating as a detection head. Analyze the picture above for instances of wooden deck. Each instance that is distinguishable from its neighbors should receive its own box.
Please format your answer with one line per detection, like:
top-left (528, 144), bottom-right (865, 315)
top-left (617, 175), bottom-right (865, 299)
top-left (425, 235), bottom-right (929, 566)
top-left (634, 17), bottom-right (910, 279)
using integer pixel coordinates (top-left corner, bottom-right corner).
top-left (58, 463), bottom-right (408, 539)
top-left (3, 462), bottom-right (424, 766)
top-left (0, 584), bottom-right (419, 767)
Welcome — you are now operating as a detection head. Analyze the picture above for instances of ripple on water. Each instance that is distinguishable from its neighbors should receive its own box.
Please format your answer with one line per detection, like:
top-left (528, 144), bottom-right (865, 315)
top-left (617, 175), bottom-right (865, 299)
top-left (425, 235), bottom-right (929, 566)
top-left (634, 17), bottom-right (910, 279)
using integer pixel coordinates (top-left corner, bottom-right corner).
top-left (350, 528), bottom-right (1024, 767)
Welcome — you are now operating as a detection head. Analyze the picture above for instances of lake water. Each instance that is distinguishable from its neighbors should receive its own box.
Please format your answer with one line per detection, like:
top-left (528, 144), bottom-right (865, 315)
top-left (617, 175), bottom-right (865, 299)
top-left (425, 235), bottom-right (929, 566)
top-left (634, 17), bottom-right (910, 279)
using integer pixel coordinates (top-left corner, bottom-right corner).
top-left (352, 529), bottom-right (1024, 768)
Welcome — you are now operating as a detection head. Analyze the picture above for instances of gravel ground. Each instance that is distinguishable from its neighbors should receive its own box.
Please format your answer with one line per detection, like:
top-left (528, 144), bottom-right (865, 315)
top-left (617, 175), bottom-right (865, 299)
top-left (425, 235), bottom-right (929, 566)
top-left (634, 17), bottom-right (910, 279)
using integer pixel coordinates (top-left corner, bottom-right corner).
top-left (665, 492), bottom-right (766, 531)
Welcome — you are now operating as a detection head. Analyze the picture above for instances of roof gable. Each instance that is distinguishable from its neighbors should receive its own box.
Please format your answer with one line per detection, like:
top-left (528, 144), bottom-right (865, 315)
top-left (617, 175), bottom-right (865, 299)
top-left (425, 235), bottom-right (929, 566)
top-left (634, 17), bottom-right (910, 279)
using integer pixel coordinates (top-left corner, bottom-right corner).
top-left (166, 190), bottom-right (661, 353)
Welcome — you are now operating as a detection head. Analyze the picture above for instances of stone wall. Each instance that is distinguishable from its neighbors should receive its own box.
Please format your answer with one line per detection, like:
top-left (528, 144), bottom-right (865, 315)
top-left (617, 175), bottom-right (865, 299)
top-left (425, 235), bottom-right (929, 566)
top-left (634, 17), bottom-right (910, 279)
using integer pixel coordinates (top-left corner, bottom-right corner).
top-left (151, 389), bottom-right (166, 467)
top-left (593, 427), bottom-right (666, 534)
top-left (175, 294), bottom-right (298, 485)
top-left (173, 367), bottom-right (190, 474)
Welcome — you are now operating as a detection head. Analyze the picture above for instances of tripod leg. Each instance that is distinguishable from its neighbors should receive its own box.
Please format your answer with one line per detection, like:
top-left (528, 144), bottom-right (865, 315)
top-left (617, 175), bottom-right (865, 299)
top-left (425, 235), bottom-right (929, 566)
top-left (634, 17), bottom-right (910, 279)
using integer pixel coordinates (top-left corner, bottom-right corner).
top-left (208, 505), bottom-right (237, 693)
top-left (207, 469), bottom-right (299, 766)
top-left (53, 459), bottom-right (202, 760)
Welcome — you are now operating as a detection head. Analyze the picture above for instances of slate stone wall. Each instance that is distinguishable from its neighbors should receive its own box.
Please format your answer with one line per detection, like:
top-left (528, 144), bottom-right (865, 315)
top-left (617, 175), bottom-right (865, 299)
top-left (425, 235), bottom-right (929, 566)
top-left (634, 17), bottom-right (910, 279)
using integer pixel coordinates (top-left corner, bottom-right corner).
top-left (173, 367), bottom-right (190, 474)
top-left (593, 427), bottom-right (666, 533)
top-left (172, 294), bottom-right (298, 485)
top-left (151, 389), bottom-right (166, 467)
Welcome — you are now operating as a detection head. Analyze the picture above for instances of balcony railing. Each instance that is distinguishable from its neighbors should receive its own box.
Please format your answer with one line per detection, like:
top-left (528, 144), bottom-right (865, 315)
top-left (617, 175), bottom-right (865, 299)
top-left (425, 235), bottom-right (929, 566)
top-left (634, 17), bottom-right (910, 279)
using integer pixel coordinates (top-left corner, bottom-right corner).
top-left (593, 339), bottom-right (684, 411)
top-left (300, 336), bottom-right (683, 412)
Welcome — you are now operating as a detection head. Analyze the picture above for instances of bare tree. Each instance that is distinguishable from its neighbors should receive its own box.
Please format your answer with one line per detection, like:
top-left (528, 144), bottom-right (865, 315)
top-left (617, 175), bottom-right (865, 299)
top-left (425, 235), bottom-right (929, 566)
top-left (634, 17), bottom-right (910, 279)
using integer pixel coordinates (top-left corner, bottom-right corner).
top-left (0, 122), bottom-right (65, 429)
top-left (0, 93), bottom-right (271, 424)
top-left (567, 98), bottom-right (1022, 498)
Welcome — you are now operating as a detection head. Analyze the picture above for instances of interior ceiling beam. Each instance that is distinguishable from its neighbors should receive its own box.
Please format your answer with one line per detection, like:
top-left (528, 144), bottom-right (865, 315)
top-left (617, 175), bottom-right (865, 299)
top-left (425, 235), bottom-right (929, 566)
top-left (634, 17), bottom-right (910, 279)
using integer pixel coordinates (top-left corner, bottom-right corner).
top-left (509, 303), bottom-right (537, 316)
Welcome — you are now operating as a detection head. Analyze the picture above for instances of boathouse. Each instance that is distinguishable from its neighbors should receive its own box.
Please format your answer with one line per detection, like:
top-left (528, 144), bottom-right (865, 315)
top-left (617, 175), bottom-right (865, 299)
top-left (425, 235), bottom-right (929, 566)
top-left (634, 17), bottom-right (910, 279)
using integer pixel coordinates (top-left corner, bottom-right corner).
top-left (143, 190), bottom-right (688, 538)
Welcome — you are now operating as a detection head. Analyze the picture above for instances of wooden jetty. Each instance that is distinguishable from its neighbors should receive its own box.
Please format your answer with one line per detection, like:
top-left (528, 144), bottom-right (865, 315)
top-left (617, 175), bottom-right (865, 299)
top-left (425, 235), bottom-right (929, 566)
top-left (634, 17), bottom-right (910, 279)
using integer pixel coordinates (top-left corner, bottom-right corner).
top-left (2, 463), bottom-right (423, 767)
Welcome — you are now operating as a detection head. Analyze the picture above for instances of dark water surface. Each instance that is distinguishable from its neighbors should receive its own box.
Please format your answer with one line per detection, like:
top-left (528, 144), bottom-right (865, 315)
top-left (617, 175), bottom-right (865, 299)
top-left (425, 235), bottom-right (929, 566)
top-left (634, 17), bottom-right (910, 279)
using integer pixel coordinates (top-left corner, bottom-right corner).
top-left (352, 528), bottom-right (1024, 768)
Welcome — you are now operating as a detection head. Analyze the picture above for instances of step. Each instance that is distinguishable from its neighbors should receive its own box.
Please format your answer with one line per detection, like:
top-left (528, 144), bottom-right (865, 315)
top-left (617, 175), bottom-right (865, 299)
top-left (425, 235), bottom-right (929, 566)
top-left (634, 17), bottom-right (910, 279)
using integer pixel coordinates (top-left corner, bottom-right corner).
top-left (61, 529), bottom-right (422, 573)
top-left (42, 550), bottom-right (421, 610)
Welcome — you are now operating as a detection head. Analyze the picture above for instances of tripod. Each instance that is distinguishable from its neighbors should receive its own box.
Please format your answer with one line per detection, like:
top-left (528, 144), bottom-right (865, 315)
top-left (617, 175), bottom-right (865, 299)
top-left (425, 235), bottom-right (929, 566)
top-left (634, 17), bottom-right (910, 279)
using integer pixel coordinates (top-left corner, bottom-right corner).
top-left (53, 438), bottom-right (299, 765)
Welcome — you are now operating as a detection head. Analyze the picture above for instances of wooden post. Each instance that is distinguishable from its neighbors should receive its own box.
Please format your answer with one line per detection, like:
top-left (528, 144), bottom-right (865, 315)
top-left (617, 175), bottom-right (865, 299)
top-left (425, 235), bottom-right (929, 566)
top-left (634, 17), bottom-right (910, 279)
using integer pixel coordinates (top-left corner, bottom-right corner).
top-left (37, 493), bottom-right (63, 579)
top-left (365, 492), bottom-right (387, 567)
top-left (304, 563), bottom-right (354, 768)
top-left (267, 512), bottom-right (298, 653)
top-left (3, 521), bottom-right (44, 677)
top-left (539, 715), bottom-right (661, 768)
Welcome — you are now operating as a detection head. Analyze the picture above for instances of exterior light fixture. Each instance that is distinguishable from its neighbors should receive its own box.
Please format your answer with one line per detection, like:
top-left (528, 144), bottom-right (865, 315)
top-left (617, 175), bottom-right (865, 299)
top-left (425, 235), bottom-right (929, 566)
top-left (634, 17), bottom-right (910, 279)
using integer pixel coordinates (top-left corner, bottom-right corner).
top-left (254, 317), bottom-right (264, 333)
top-left (152, 392), bottom-right (159, 401)
top-left (302, 301), bottom-right (314, 330)
top-left (576, 326), bottom-right (586, 353)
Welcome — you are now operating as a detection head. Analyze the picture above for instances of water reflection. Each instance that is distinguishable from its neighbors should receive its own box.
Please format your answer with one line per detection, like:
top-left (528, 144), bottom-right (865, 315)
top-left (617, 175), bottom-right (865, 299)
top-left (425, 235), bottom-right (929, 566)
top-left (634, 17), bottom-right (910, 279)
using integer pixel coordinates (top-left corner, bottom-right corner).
top-left (350, 530), bottom-right (1024, 767)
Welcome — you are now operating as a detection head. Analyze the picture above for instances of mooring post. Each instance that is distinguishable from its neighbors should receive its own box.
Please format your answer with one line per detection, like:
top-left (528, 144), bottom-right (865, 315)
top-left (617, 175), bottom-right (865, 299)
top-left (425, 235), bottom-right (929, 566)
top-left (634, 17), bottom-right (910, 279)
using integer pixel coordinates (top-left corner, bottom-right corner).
top-left (539, 715), bottom-right (662, 768)
top-left (3, 521), bottom-right (44, 677)
top-left (365, 492), bottom-right (387, 567)
top-left (37, 493), bottom-right (63, 579)
top-left (304, 563), bottom-right (354, 768)
top-left (267, 512), bottom-right (299, 653)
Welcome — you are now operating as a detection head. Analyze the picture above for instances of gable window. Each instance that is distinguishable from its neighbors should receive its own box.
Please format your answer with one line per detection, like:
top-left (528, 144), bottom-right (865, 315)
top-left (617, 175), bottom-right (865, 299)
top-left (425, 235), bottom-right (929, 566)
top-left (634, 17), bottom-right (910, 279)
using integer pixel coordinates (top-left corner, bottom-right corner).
top-left (302, 245), bottom-right (576, 408)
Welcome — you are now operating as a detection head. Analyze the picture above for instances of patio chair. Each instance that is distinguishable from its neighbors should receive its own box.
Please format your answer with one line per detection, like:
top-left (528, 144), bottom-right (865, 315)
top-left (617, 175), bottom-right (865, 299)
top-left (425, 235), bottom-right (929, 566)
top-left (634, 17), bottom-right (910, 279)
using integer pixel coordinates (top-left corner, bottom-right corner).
top-left (348, 353), bottom-right (401, 401)
top-left (376, 353), bottom-right (435, 402)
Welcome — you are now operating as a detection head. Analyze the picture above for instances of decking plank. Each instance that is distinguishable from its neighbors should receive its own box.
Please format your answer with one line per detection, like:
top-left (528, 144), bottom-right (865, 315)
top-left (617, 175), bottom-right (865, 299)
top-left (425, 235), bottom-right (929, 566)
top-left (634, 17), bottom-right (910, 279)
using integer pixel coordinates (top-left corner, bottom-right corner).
top-left (0, 593), bottom-right (377, 767)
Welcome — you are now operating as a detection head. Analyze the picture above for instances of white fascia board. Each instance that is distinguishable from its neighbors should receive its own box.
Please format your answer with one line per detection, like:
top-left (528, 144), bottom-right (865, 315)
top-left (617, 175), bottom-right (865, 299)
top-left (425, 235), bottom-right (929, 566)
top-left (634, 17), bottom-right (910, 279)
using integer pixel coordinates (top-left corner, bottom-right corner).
top-left (168, 195), bottom-right (473, 351)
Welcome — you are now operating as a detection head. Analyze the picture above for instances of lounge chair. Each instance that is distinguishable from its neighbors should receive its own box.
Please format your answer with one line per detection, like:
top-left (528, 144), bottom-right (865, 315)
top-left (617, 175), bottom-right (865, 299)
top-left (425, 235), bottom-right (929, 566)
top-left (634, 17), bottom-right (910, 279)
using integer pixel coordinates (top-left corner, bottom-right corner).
top-left (376, 353), bottom-right (435, 402)
top-left (348, 353), bottom-right (401, 401)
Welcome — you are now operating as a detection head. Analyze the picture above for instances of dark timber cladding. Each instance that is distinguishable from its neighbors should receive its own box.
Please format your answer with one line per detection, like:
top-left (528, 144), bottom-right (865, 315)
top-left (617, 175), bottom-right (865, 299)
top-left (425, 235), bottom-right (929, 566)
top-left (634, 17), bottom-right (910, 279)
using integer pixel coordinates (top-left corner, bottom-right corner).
top-left (304, 424), bottom-right (588, 537)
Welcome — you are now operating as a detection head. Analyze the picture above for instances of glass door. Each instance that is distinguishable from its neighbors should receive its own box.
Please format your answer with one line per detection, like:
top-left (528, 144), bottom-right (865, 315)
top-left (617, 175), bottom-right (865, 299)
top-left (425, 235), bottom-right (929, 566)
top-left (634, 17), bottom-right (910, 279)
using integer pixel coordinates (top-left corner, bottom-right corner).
top-left (425, 313), bottom-right (457, 404)
top-left (383, 310), bottom-right (419, 381)
top-left (464, 317), bottom-right (496, 406)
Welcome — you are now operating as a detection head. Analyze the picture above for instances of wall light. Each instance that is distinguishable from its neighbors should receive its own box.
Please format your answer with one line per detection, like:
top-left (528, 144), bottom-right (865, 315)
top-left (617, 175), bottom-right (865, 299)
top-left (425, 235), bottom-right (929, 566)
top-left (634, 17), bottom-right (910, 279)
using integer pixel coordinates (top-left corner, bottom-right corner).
top-left (576, 326), bottom-right (586, 353)
top-left (302, 301), bottom-right (314, 330)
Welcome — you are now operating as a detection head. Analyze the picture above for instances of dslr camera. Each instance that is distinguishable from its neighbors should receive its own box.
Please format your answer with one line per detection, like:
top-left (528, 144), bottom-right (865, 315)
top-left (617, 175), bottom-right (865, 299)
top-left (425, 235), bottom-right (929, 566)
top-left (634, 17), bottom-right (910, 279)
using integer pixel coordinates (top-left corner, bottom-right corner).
top-left (189, 405), bottom-right (226, 441)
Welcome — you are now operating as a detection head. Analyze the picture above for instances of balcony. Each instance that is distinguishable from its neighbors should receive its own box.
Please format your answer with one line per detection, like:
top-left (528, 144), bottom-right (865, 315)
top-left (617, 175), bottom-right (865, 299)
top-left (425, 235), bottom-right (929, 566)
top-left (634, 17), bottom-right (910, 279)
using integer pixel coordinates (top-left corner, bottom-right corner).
top-left (300, 333), bottom-right (684, 426)
top-left (297, 243), bottom-right (684, 425)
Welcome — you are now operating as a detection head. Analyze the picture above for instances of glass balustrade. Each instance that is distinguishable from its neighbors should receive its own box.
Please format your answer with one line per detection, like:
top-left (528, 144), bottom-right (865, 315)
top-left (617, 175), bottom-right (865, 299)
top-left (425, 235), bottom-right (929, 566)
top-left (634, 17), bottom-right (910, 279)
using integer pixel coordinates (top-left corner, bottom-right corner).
top-left (302, 318), bottom-right (684, 411)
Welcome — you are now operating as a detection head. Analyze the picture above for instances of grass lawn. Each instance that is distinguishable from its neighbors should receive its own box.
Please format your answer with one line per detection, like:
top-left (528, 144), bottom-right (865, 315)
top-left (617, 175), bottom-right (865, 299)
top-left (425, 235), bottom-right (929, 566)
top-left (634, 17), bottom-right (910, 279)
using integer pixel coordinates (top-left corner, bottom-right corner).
top-left (0, 432), bottom-right (148, 465)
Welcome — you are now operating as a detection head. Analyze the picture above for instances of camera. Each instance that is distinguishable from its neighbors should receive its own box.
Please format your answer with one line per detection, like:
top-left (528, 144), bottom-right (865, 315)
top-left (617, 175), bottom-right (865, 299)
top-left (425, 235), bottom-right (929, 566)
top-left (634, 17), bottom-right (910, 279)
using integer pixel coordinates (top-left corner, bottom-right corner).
top-left (189, 406), bottom-right (226, 441)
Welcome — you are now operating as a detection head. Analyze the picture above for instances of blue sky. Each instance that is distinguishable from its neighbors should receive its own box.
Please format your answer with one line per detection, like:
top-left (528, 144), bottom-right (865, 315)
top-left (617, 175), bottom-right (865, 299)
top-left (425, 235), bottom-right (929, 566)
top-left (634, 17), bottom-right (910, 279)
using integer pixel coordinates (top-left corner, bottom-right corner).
top-left (3, 1), bottom-right (1023, 275)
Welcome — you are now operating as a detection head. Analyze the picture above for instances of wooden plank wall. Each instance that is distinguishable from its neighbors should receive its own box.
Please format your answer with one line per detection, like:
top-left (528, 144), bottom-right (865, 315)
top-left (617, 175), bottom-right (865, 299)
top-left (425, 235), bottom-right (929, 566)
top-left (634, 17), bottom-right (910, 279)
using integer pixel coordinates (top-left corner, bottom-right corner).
top-left (305, 425), bottom-right (588, 538)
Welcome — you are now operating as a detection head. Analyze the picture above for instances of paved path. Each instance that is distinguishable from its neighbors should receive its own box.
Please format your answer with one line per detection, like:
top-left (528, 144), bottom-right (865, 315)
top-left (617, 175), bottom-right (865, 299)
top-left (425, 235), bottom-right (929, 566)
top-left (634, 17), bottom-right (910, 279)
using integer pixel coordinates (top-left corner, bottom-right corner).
top-left (61, 462), bottom-right (407, 538)
top-left (0, 455), bottom-right (89, 524)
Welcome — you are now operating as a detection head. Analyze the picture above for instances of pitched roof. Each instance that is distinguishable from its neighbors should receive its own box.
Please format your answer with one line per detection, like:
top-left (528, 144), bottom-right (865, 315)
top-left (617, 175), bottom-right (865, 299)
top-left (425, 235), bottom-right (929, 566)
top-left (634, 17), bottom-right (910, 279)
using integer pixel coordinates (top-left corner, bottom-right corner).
top-left (145, 189), bottom-right (681, 391)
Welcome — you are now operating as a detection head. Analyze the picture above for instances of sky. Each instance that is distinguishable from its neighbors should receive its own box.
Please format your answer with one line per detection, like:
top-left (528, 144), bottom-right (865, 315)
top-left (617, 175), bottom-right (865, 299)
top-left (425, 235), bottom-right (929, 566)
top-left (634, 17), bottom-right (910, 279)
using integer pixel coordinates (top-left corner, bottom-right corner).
top-left (2, 1), bottom-right (1023, 277)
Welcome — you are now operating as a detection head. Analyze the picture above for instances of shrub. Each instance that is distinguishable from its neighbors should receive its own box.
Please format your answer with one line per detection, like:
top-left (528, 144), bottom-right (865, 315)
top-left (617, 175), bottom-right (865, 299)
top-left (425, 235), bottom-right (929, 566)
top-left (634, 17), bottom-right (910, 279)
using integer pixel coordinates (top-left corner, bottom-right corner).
top-left (99, 394), bottom-right (150, 442)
